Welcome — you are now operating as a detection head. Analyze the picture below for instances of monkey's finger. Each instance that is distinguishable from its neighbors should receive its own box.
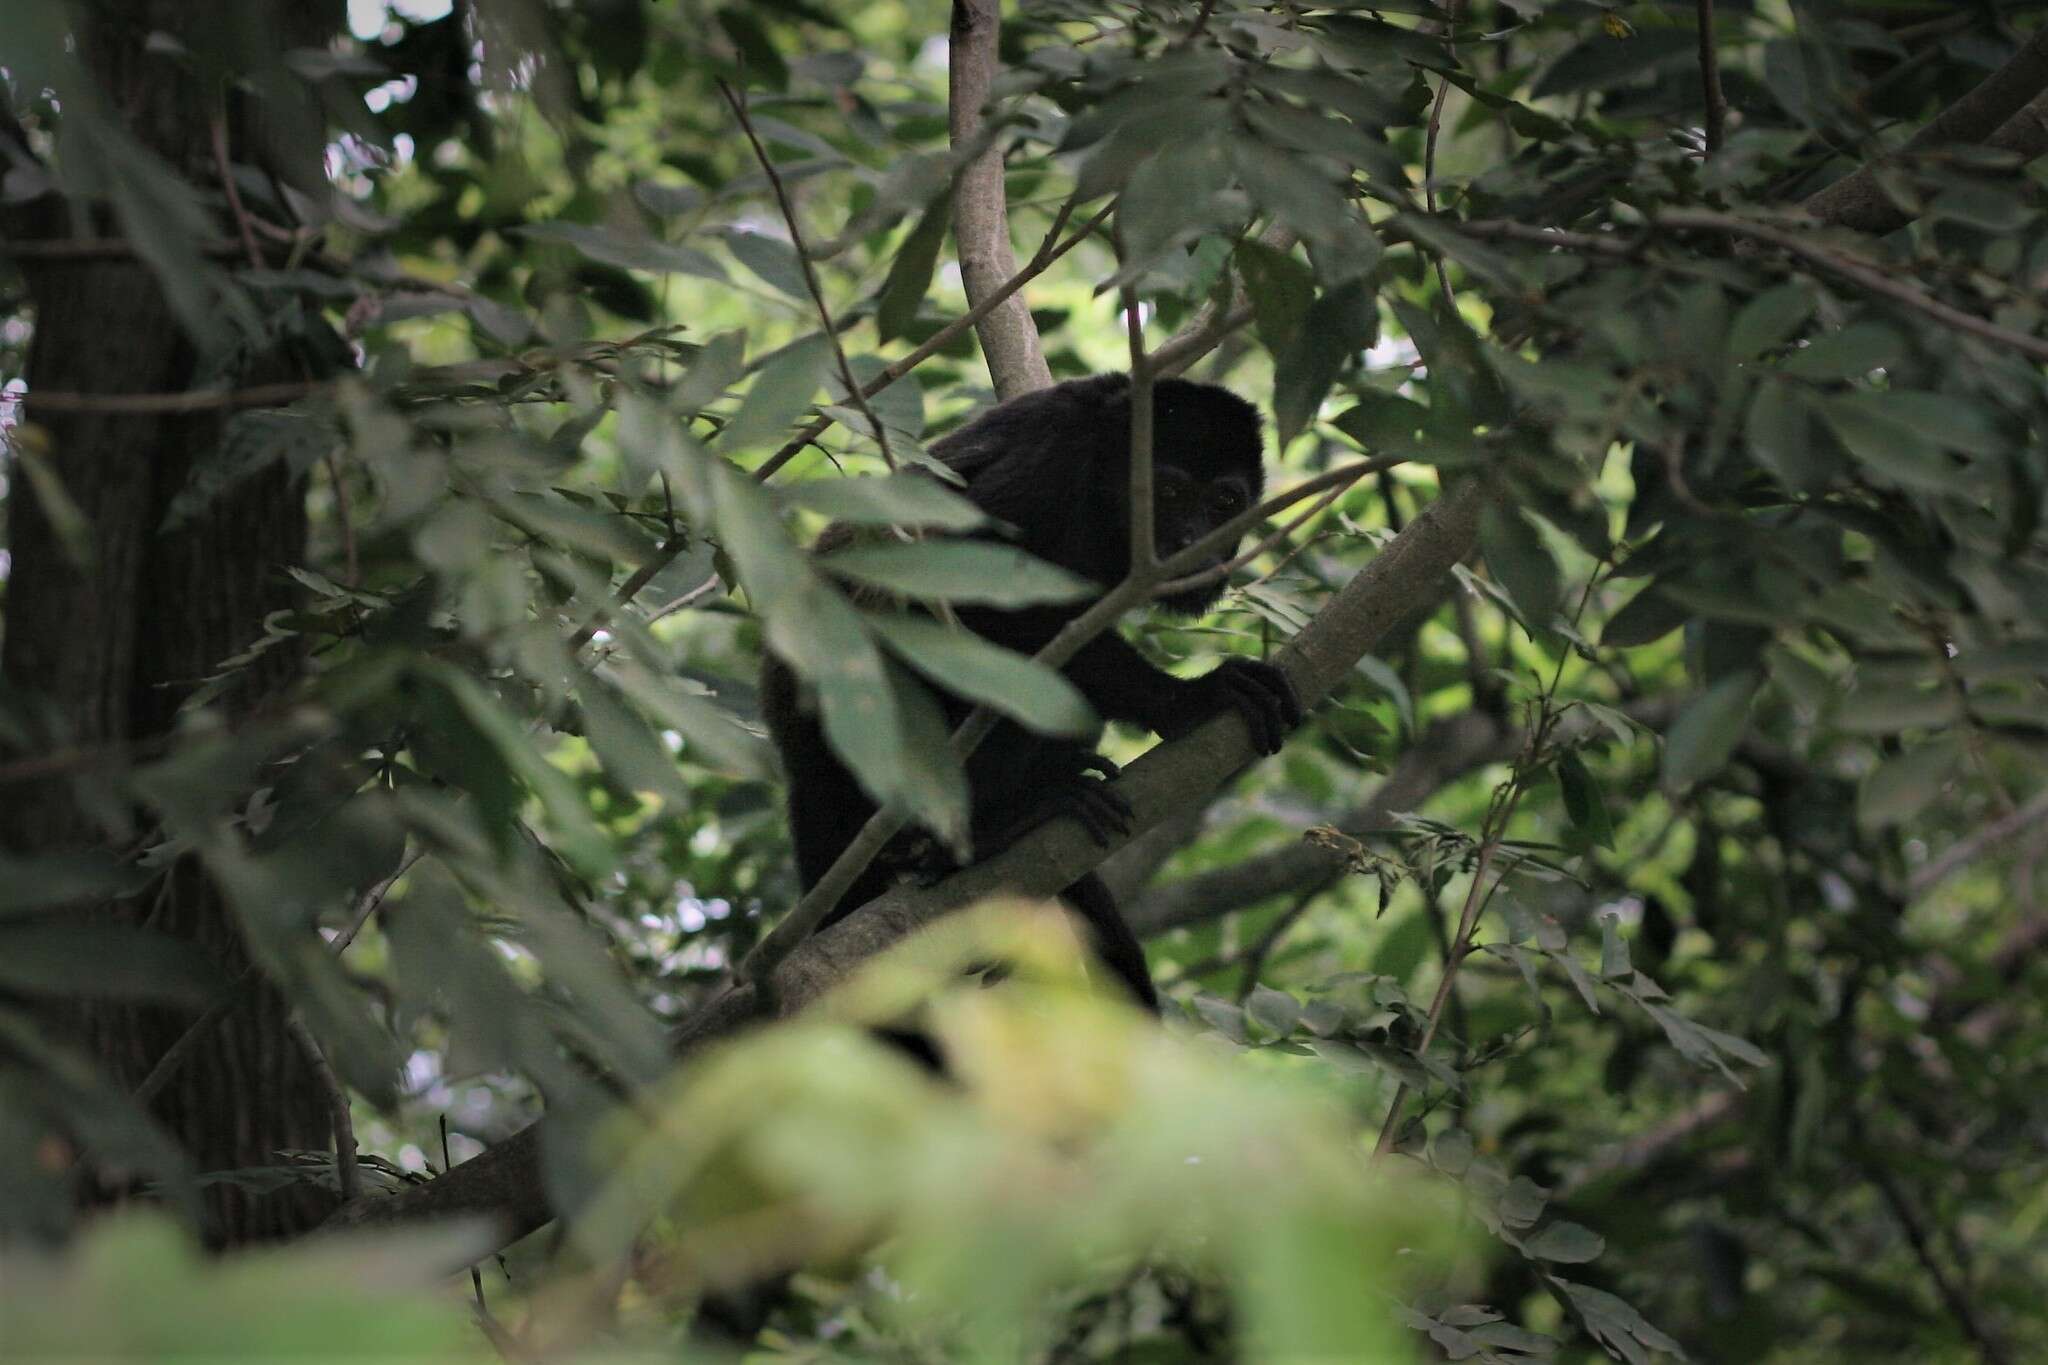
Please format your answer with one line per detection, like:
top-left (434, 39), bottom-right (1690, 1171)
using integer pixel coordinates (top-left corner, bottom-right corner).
top-left (1210, 670), bottom-right (1276, 753)
top-left (1071, 783), bottom-right (1136, 844)
top-left (1235, 658), bottom-right (1304, 726)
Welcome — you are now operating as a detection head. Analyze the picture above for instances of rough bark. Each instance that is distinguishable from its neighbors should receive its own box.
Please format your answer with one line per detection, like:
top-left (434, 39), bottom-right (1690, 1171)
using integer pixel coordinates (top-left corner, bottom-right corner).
top-left (1800, 28), bottom-right (2048, 233)
top-left (1, 1), bottom-right (339, 1243)
top-left (948, 0), bottom-right (1052, 398)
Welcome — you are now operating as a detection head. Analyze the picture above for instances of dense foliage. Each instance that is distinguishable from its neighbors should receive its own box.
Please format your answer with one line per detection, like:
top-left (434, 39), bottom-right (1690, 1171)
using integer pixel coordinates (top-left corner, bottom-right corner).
top-left (3, 0), bottom-right (2046, 1360)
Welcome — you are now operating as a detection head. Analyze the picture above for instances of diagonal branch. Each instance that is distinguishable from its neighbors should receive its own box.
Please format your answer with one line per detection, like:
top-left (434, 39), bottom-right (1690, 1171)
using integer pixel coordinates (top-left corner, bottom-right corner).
top-left (1799, 26), bottom-right (2048, 233)
top-left (323, 478), bottom-right (1491, 1248)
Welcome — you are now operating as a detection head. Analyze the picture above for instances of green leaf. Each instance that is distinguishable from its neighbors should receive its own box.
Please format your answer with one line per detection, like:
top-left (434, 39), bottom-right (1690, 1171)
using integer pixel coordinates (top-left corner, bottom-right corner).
top-left (821, 541), bottom-right (1095, 606)
top-left (1390, 212), bottom-right (1526, 295)
top-left (0, 924), bottom-right (226, 1006)
top-left (780, 474), bottom-right (985, 531)
top-left (876, 196), bottom-right (950, 344)
top-left (1330, 392), bottom-right (1431, 458)
top-left (515, 222), bottom-right (727, 280)
top-left (1727, 283), bottom-right (1813, 358)
top-left (1479, 504), bottom-right (1562, 628)
top-left (1119, 140), bottom-right (1232, 267)
top-left (1821, 394), bottom-right (1954, 494)
top-left (1832, 683), bottom-right (1961, 734)
top-left (710, 459), bottom-right (964, 836)
top-left (1560, 1280), bottom-right (1686, 1362)
top-left (1599, 916), bottom-right (1634, 981)
top-left (1766, 643), bottom-right (1835, 716)
top-left (1953, 639), bottom-right (2048, 681)
top-left (1662, 672), bottom-right (1758, 788)
top-left (719, 335), bottom-right (831, 451)
top-left (1244, 986), bottom-right (1304, 1038)
top-left (1274, 280), bottom-right (1378, 447)
top-left (722, 229), bottom-right (810, 300)
top-left (1557, 751), bottom-right (1616, 850)
top-left (1779, 323), bottom-right (1902, 381)
top-left (1191, 994), bottom-right (1251, 1044)
top-left (866, 659), bottom-right (970, 852)
top-left (1602, 587), bottom-right (1689, 647)
top-left (1525, 1220), bottom-right (1605, 1263)
top-left (426, 665), bottom-right (613, 876)
top-left (865, 612), bottom-right (1096, 738)
top-left (0, 852), bottom-right (151, 916)
top-left (1857, 391), bottom-right (2007, 458)
top-left (1746, 380), bottom-right (1833, 491)
top-left (576, 677), bottom-right (697, 812)
top-left (9, 440), bottom-right (93, 567)
top-left (1857, 738), bottom-right (1963, 827)
top-left (1227, 138), bottom-right (1373, 284)
top-left (1430, 1129), bottom-right (1474, 1176)
top-left (606, 662), bottom-right (776, 782)
top-left (1235, 237), bottom-right (1316, 356)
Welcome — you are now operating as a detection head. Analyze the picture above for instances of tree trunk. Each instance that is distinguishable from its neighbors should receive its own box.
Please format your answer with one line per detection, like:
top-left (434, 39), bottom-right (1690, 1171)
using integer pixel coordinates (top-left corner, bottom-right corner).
top-left (1, 1), bottom-right (340, 1243)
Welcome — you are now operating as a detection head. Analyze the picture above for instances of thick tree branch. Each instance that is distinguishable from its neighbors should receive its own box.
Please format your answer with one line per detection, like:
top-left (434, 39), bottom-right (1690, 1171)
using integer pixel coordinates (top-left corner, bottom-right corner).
top-left (1453, 211), bottom-right (2048, 364)
top-left (717, 480), bottom-right (1487, 1022)
top-left (1126, 710), bottom-right (1513, 936)
top-left (949, 0), bottom-right (1051, 398)
top-left (325, 479), bottom-right (1490, 1246)
top-left (1800, 27), bottom-right (2048, 233)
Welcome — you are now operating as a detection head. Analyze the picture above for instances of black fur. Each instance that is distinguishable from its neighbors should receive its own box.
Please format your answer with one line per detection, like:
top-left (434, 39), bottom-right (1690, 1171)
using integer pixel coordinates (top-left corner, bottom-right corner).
top-left (759, 375), bottom-right (1302, 1010)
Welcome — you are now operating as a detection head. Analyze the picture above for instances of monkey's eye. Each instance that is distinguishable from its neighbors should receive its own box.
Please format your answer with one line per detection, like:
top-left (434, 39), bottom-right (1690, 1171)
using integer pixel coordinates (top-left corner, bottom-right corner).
top-left (1208, 486), bottom-right (1246, 517)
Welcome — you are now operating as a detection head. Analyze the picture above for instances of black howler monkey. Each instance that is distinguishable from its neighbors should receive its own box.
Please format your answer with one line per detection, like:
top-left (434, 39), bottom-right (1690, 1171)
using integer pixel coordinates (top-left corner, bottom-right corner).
top-left (759, 374), bottom-right (1301, 1009)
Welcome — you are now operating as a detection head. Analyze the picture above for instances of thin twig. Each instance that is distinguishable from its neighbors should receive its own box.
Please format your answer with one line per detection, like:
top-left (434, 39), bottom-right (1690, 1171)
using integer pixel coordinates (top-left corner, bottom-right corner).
top-left (134, 985), bottom-right (244, 1105)
top-left (329, 848), bottom-right (425, 955)
top-left (1153, 303), bottom-right (1255, 378)
top-left (284, 1012), bottom-right (362, 1202)
top-left (751, 200), bottom-right (1109, 482)
top-left (1659, 207), bottom-right (2048, 363)
top-left (326, 455), bottom-right (360, 587)
top-left (1425, 0), bottom-right (1466, 308)
top-left (1697, 0), bottom-right (1727, 156)
top-left (1123, 281), bottom-right (1158, 573)
top-left (1455, 211), bottom-right (2048, 364)
top-left (136, 853), bottom-right (417, 1105)
top-left (717, 80), bottom-right (895, 470)
top-left (1152, 455), bottom-right (1404, 599)
top-left (1372, 783), bottom-right (1525, 1158)
top-left (1869, 1161), bottom-right (2012, 1365)
top-left (1372, 569), bottom-right (1602, 1158)
top-left (564, 532), bottom-right (689, 653)
top-left (213, 111), bottom-right (362, 591)
top-left (210, 114), bottom-right (265, 270)
top-left (1909, 785), bottom-right (2048, 899)
top-left (645, 573), bottom-right (725, 625)
top-left (20, 380), bottom-right (329, 415)
top-left (0, 235), bottom-right (258, 261)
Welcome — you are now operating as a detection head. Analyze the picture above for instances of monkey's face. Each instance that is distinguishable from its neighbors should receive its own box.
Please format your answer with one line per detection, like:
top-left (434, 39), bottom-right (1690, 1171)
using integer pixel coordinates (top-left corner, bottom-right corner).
top-left (1152, 464), bottom-right (1257, 615)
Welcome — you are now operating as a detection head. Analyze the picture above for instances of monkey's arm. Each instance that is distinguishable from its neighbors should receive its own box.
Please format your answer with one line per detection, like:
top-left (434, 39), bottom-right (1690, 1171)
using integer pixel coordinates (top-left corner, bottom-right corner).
top-left (1062, 633), bottom-right (1302, 757)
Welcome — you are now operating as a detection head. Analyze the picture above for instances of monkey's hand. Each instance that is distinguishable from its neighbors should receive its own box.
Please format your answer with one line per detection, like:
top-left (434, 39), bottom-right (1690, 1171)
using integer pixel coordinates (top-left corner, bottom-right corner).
top-left (1160, 658), bottom-right (1303, 756)
top-left (981, 751), bottom-right (1133, 853)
